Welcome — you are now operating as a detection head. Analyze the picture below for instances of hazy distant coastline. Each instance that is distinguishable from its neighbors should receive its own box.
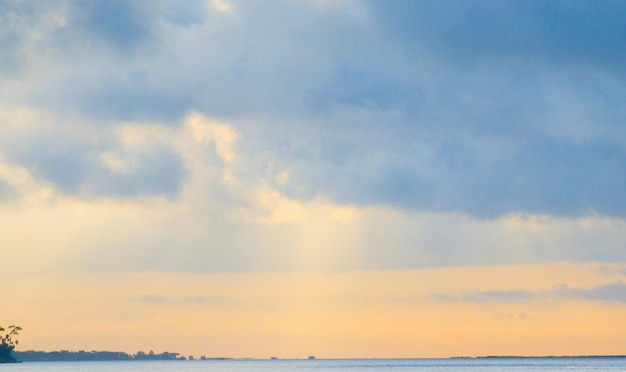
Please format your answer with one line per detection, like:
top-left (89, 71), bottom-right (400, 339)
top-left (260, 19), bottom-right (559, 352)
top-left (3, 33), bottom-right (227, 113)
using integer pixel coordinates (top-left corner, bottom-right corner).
top-left (457, 355), bottom-right (626, 359)
top-left (14, 350), bottom-right (192, 362)
top-left (14, 350), bottom-right (626, 362)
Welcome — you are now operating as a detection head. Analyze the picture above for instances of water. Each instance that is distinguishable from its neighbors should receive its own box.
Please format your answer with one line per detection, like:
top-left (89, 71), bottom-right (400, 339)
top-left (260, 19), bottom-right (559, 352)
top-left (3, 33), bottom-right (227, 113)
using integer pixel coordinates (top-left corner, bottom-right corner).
top-left (3, 358), bottom-right (626, 371)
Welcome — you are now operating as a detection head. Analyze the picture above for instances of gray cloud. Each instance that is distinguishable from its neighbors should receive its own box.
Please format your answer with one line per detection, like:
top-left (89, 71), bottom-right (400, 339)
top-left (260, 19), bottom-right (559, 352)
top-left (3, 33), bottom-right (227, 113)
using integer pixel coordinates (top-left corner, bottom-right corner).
top-left (434, 280), bottom-right (626, 304)
top-left (68, 0), bottom-right (154, 51)
top-left (161, 0), bottom-right (207, 27)
top-left (1, 1), bottom-right (625, 217)
top-left (0, 181), bottom-right (10, 200)
top-left (138, 295), bottom-right (167, 303)
top-left (553, 280), bottom-right (626, 303)
top-left (0, 122), bottom-right (186, 198)
top-left (433, 290), bottom-right (532, 303)
top-left (70, 83), bottom-right (192, 122)
top-left (89, 145), bottom-right (186, 197)
top-left (2, 128), bottom-right (103, 194)
top-left (367, 0), bottom-right (626, 72)
top-left (596, 267), bottom-right (626, 278)
top-left (135, 295), bottom-right (230, 305)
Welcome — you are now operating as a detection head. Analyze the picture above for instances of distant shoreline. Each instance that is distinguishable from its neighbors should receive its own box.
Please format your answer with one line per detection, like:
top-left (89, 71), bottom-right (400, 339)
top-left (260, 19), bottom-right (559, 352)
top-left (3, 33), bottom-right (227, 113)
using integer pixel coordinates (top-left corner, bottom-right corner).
top-left (14, 350), bottom-right (185, 362)
top-left (13, 351), bottom-right (626, 362)
top-left (455, 355), bottom-right (626, 359)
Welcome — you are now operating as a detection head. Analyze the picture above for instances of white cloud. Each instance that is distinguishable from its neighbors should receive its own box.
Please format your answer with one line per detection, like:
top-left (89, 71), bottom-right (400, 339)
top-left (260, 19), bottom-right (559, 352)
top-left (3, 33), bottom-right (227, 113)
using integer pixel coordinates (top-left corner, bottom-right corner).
top-left (186, 112), bottom-right (238, 164)
top-left (211, 0), bottom-right (232, 13)
top-left (0, 156), bottom-right (54, 205)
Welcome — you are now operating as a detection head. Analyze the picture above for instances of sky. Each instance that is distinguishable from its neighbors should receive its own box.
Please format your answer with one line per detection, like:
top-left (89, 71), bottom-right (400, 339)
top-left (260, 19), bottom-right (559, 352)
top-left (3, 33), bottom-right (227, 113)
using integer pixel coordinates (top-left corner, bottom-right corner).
top-left (1, 0), bottom-right (625, 359)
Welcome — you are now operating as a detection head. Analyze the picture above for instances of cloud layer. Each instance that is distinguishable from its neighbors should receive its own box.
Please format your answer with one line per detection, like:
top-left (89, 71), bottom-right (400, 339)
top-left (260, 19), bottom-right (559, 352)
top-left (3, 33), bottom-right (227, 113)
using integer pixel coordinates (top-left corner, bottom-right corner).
top-left (434, 280), bottom-right (626, 303)
top-left (2, 0), bottom-right (625, 217)
top-left (1, 1), bottom-right (625, 276)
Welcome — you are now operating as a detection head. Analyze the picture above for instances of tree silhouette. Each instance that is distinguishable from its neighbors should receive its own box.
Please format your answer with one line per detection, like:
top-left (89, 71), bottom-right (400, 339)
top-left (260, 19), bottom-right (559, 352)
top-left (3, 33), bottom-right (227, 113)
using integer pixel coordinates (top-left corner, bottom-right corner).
top-left (0, 325), bottom-right (22, 363)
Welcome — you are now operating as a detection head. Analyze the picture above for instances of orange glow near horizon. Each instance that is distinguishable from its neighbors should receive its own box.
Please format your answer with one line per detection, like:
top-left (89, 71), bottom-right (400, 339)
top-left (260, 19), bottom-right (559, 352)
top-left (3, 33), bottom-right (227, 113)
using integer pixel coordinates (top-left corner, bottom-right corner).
top-left (4, 262), bottom-right (626, 359)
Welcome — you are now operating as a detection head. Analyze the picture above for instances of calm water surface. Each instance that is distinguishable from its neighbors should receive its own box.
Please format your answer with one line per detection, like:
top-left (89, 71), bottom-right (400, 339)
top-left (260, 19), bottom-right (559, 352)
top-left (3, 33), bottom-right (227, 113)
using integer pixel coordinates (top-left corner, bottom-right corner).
top-left (4, 358), bottom-right (626, 371)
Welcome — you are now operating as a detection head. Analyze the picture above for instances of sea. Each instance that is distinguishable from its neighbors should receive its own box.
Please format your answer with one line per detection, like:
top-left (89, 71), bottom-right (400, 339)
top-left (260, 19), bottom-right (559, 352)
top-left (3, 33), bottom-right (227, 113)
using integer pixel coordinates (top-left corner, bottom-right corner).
top-left (3, 358), bottom-right (626, 371)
